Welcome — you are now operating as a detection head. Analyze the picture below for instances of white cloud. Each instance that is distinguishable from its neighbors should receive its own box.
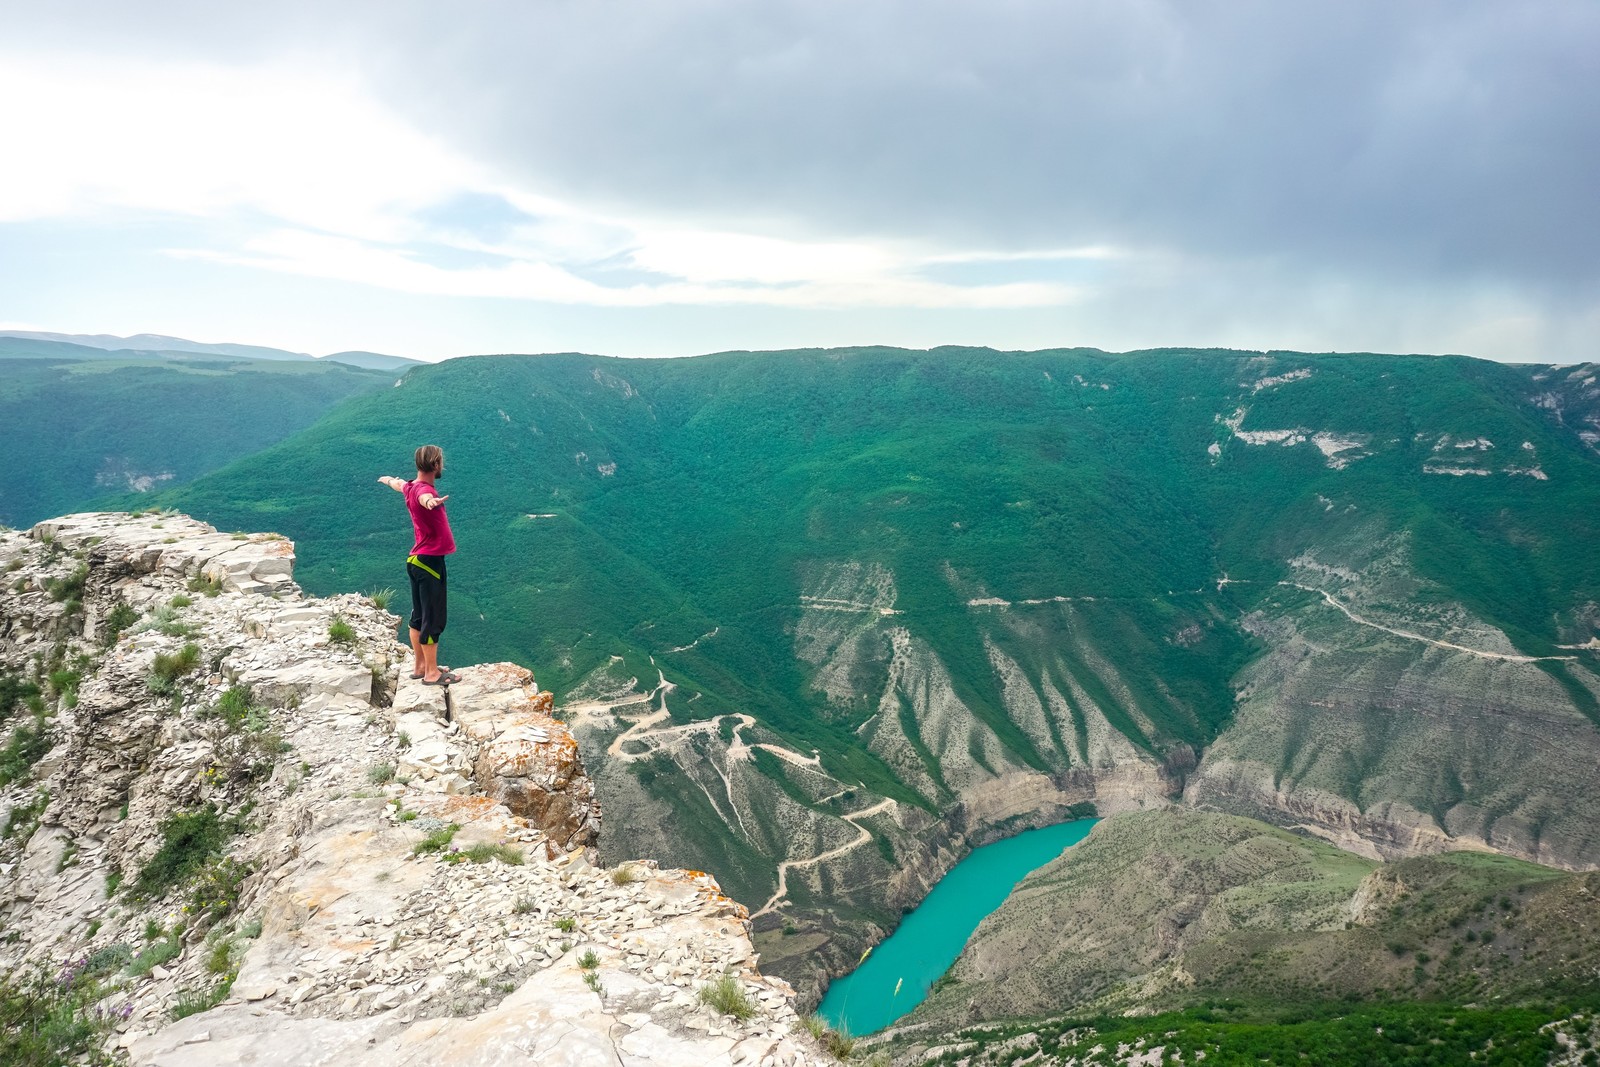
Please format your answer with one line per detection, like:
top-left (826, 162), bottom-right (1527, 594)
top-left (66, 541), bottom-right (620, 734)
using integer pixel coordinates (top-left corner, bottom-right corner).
top-left (627, 229), bottom-right (898, 285)
top-left (0, 50), bottom-right (1087, 313)
top-left (3, 5), bottom-right (1592, 361)
top-left (0, 54), bottom-right (478, 242)
top-left (172, 228), bottom-right (1081, 309)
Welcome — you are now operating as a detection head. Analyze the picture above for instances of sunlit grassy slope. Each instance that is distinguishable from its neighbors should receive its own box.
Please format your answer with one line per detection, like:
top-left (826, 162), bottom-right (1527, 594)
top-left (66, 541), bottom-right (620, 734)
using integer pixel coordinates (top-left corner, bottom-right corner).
top-left (163, 347), bottom-right (1600, 795)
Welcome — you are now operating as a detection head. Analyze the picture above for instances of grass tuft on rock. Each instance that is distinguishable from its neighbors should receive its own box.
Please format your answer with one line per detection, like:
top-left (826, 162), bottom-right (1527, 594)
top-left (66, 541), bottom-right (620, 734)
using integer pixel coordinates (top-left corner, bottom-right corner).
top-left (0, 718), bottom-right (52, 788)
top-left (186, 574), bottom-right (223, 598)
top-left (210, 684), bottom-right (255, 730)
top-left (454, 842), bottom-right (523, 866)
top-left (697, 975), bottom-right (756, 1021)
top-left (127, 928), bottom-right (184, 977)
top-left (45, 564), bottom-right (88, 604)
top-left (412, 823), bottom-right (461, 856)
top-left (170, 979), bottom-right (231, 1021)
top-left (148, 642), bottom-right (202, 693)
top-left (101, 601), bottom-right (140, 648)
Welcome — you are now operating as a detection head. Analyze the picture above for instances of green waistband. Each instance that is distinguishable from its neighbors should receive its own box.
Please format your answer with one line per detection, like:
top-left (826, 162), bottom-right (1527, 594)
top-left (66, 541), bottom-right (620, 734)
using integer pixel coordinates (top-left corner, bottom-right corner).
top-left (406, 554), bottom-right (442, 579)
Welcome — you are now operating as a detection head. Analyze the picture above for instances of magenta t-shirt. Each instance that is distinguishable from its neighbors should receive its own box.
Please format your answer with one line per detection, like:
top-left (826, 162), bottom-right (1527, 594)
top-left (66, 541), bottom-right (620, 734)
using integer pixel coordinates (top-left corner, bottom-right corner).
top-left (404, 479), bottom-right (456, 556)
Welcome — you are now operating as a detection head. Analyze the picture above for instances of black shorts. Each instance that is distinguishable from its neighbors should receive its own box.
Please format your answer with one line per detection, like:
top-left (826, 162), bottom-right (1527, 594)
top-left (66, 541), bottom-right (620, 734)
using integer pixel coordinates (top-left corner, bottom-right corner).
top-left (407, 554), bottom-right (448, 644)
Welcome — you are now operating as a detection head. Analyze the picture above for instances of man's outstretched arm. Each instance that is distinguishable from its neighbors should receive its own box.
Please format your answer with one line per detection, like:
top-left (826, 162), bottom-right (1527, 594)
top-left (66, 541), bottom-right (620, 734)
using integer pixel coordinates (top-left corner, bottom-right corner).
top-left (377, 476), bottom-right (407, 492)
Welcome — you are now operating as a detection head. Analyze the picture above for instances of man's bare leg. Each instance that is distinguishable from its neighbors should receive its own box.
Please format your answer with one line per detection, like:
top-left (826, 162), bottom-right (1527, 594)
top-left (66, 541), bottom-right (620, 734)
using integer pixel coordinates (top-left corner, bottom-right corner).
top-left (410, 627), bottom-right (424, 677)
top-left (422, 640), bottom-right (441, 683)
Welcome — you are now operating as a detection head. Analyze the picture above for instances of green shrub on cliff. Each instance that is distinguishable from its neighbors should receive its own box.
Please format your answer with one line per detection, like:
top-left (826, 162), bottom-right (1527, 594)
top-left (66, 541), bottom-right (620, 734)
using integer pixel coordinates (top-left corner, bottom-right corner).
top-left (147, 642), bottom-right (201, 693)
top-left (133, 804), bottom-right (231, 900)
top-left (0, 717), bottom-right (53, 788)
top-left (44, 564), bottom-right (87, 604)
top-left (0, 673), bottom-right (40, 726)
top-left (209, 684), bottom-right (255, 730)
top-left (99, 602), bottom-right (140, 648)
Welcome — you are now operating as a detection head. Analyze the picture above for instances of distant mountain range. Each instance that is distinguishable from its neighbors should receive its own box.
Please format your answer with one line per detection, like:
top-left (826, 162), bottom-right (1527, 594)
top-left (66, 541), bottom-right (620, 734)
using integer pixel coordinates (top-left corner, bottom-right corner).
top-left (0, 330), bottom-right (421, 371)
top-left (0, 346), bottom-right (394, 527)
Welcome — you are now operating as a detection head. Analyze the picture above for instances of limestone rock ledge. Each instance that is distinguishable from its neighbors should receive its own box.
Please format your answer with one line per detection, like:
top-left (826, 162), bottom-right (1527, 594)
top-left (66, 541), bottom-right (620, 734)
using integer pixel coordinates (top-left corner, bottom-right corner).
top-left (0, 513), bottom-right (823, 1067)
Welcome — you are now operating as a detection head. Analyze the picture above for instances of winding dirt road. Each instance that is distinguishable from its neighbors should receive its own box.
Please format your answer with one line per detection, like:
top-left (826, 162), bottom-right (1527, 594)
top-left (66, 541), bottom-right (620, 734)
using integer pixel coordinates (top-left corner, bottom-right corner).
top-left (752, 798), bottom-right (897, 919)
top-left (1284, 582), bottom-right (1578, 663)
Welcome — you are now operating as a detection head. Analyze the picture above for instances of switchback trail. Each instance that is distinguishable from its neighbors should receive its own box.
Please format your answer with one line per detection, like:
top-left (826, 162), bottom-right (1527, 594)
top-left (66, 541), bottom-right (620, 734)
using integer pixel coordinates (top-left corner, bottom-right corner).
top-left (753, 799), bottom-right (897, 919)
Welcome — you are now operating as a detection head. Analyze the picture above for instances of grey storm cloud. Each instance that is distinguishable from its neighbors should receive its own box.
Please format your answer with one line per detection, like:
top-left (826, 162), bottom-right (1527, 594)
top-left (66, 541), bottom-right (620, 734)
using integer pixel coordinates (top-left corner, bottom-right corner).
top-left (395, 1), bottom-right (1600, 290)
top-left (11, 0), bottom-right (1600, 291)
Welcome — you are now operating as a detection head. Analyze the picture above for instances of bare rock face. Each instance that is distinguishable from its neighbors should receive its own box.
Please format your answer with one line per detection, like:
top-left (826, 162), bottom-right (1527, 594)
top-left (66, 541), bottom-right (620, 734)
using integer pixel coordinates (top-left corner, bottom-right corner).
top-left (0, 513), bottom-right (824, 1067)
top-left (571, 561), bottom-right (1184, 1009)
top-left (386, 664), bottom-right (602, 855)
top-left (471, 710), bottom-right (600, 854)
top-left (34, 511), bottom-right (298, 600)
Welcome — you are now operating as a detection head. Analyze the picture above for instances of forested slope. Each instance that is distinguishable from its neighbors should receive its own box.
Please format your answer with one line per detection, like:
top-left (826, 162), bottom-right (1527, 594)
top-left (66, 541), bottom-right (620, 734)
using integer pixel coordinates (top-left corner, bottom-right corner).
top-left (2, 352), bottom-right (392, 526)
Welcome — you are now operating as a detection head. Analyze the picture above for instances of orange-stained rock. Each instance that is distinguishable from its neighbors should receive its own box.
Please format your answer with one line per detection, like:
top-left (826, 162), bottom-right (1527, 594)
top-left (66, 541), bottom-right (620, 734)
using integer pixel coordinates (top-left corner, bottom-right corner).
top-left (473, 726), bottom-right (599, 853)
top-left (447, 663), bottom-right (602, 854)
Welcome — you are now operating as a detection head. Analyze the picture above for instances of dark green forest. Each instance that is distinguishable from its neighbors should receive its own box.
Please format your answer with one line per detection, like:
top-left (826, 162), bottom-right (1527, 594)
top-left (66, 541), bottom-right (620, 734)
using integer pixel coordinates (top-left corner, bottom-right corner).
top-left (2, 354), bottom-right (392, 527)
top-left (926, 998), bottom-right (1600, 1067)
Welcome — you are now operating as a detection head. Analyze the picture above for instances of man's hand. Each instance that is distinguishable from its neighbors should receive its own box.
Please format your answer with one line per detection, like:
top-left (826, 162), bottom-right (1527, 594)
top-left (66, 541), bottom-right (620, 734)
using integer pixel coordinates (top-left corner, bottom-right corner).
top-left (378, 476), bottom-right (406, 491)
top-left (421, 493), bottom-right (449, 509)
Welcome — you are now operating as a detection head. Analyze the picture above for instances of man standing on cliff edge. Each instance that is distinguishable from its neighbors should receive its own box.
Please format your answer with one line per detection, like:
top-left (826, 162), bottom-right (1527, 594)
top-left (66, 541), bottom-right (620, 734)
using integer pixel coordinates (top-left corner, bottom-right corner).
top-left (378, 444), bottom-right (459, 686)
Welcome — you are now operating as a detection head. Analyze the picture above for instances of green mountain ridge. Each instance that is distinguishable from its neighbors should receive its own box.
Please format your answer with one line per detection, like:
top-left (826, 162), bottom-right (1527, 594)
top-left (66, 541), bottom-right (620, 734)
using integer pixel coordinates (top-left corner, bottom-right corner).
top-left (2, 351), bottom-right (393, 527)
top-left (0, 330), bottom-right (315, 362)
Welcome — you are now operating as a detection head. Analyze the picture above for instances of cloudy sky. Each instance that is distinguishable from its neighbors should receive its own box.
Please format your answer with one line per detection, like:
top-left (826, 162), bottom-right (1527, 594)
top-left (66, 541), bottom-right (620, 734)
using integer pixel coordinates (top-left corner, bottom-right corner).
top-left (1, 0), bottom-right (1596, 362)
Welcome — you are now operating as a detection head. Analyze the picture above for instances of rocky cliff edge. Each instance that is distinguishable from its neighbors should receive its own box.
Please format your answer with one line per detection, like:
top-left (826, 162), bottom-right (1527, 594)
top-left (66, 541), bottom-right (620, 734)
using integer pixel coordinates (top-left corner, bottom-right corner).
top-left (0, 512), bottom-right (823, 1066)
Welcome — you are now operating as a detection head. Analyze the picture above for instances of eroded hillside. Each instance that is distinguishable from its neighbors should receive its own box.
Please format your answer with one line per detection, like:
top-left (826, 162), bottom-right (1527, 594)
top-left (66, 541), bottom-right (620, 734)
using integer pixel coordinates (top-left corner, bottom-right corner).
top-left (885, 809), bottom-right (1600, 1066)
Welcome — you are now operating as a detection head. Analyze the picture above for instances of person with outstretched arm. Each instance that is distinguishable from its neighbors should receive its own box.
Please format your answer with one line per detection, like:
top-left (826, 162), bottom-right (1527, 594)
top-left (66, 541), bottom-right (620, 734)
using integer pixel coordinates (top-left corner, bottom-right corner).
top-left (378, 444), bottom-right (459, 686)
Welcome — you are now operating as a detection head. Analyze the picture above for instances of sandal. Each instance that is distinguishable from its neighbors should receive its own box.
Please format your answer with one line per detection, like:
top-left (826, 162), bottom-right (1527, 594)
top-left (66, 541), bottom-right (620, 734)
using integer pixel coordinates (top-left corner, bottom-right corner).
top-left (410, 667), bottom-right (450, 679)
top-left (422, 671), bottom-right (461, 687)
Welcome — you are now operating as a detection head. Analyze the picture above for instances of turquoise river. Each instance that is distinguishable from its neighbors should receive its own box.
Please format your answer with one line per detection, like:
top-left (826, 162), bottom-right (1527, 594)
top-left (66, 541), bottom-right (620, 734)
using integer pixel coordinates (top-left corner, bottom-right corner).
top-left (817, 817), bottom-right (1099, 1036)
